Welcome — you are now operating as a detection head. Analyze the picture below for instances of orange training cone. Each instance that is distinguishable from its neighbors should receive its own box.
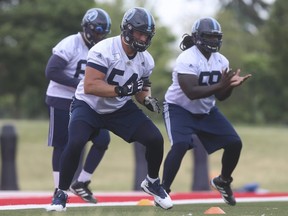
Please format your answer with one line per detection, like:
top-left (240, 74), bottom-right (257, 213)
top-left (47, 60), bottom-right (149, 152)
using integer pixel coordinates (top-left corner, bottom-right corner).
top-left (137, 199), bottom-right (154, 206)
top-left (204, 207), bottom-right (226, 214)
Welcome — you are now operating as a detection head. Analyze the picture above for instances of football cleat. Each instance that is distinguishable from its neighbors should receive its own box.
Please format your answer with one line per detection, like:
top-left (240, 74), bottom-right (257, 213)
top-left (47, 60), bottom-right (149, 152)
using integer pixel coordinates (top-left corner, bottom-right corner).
top-left (46, 189), bottom-right (68, 212)
top-left (211, 175), bottom-right (236, 206)
top-left (70, 180), bottom-right (97, 203)
top-left (141, 178), bottom-right (173, 210)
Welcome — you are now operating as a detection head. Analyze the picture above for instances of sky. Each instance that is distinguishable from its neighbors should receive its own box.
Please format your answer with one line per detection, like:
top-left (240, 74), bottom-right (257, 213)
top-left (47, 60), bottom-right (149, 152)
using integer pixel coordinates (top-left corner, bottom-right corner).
top-left (100, 0), bottom-right (275, 32)
top-left (151, 0), bottom-right (220, 29)
top-left (135, 0), bottom-right (221, 35)
top-left (151, 0), bottom-right (274, 30)
top-left (99, 0), bottom-right (221, 35)
top-left (121, 0), bottom-right (218, 35)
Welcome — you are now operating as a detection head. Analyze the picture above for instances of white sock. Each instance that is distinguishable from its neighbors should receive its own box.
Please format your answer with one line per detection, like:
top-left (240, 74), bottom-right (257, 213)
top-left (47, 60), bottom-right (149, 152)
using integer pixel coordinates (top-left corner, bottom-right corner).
top-left (147, 175), bottom-right (159, 184)
top-left (77, 170), bottom-right (92, 182)
top-left (53, 171), bottom-right (59, 189)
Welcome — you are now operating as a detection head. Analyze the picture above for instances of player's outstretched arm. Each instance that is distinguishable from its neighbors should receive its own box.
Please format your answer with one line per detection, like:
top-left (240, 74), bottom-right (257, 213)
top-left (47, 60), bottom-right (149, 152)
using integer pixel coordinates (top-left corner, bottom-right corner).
top-left (84, 66), bottom-right (117, 97)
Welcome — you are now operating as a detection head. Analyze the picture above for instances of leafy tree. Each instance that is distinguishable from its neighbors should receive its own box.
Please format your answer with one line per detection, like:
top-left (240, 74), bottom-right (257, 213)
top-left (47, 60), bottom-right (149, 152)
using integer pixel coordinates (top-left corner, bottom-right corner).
top-left (264, 0), bottom-right (288, 123)
top-left (220, 0), bottom-right (271, 27)
top-left (215, 1), bottom-right (277, 124)
top-left (0, 0), bottom-right (96, 118)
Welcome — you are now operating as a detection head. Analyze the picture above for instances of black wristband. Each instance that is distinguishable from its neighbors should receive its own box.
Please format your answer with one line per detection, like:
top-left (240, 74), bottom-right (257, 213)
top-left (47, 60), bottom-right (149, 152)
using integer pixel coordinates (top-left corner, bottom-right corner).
top-left (114, 86), bottom-right (122, 96)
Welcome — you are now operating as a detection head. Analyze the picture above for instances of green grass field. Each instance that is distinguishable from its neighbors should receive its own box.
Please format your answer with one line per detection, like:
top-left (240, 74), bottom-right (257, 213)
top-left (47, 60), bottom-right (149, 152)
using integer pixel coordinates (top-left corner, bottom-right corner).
top-left (0, 119), bottom-right (287, 193)
top-left (1, 202), bottom-right (288, 216)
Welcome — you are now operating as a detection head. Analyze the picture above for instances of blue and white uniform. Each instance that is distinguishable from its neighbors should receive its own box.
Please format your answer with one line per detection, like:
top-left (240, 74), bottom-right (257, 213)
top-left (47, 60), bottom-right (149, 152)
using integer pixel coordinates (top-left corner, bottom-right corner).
top-left (72, 35), bottom-right (156, 142)
top-left (46, 33), bottom-right (87, 105)
top-left (46, 32), bottom-right (88, 148)
top-left (45, 32), bottom-right (110, 153)
top-left (161, 45), bottom-right (243, 195)
top-left (62, 35), bottom-right (164, 191)
top-left (165, 46), bottom-right (228, 114)
top-left (163, 46), bottom-right (240, 154)
top-left (75, 35), bottom-right (153, 114)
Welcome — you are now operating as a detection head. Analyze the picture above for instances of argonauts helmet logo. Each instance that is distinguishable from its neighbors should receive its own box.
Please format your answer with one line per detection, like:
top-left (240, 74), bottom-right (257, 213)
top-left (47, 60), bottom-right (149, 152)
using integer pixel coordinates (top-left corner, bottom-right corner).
top-left (85, 10), bottom-right (98, 22)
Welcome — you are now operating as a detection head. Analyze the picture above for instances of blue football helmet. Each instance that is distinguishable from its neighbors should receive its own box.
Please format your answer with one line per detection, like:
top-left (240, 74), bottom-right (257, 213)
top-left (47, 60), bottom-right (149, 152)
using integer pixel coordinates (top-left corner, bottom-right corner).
top-left (81, 8), bottom-right (111, 46)
top-left (121, 7), bottom-right (155, 52)
top-left (192, 17), bottom-right (223, 53)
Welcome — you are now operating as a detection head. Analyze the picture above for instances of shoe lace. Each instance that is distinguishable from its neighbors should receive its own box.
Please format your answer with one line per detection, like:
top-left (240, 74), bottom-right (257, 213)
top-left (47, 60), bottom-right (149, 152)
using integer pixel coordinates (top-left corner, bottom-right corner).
top-left (52, 191), bottom-right (68, 205)
top-left (151, 180), bottom-right (167, 199)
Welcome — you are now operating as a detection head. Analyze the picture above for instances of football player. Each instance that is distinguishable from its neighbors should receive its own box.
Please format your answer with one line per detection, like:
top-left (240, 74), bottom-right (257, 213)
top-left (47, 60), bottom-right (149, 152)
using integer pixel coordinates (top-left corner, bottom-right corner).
top-left (45, 8), bottom-right (111, 204)
top-left (47, 7), bottom-right (173, 212)
top-left (161, 17), bottom-right (251, 206)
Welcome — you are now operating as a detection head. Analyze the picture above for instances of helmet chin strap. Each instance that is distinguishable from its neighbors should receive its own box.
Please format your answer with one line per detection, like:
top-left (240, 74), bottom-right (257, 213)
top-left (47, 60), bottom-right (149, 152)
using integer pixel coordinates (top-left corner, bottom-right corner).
top-left (121, 35), bottom-right (137, 56)
top-left (121, 35), bottom-right (130, 46)
top-left (197, 45), bottom-right (212, 60)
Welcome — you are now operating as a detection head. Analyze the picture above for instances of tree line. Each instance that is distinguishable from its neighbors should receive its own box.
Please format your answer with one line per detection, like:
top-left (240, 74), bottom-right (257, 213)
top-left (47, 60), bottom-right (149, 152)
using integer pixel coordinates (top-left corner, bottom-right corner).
top-left (0, 0), bottom-right (287, 124)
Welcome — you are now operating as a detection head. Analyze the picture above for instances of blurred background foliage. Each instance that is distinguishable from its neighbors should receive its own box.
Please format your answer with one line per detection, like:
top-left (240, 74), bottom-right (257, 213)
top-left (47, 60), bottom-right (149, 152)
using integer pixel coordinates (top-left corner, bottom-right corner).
top-left (0, 0), bottom-right (287, 124)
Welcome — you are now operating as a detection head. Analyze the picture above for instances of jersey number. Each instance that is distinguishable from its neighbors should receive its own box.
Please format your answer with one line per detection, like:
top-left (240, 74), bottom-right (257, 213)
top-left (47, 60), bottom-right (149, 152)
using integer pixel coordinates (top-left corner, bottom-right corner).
top-left (107, 68), bottom-right (138, 86)
top-left (74, 60), bottom-right (87, 78)
top-left (198, 71), bottom-right (221, 86)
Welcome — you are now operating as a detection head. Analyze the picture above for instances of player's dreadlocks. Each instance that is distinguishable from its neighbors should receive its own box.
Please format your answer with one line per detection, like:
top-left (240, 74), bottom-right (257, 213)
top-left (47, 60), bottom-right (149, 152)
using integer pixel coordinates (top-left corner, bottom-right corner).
top-left (179, 34), bottom-right (195, 51)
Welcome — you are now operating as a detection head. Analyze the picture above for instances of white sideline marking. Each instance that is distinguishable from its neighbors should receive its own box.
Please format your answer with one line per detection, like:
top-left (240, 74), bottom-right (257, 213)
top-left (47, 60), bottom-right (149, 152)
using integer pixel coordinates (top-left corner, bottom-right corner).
top-left (1, 196), bottom-right (288, 211)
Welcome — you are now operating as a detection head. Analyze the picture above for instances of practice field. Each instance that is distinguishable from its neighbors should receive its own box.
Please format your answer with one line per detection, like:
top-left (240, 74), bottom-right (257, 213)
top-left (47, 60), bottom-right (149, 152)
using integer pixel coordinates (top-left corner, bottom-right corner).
top-left (0, 120), bottom-right (287, 215)
top-left (0, 120), bottom-right (287, 193)
top-left (0, 191), bottom-right (288, 215)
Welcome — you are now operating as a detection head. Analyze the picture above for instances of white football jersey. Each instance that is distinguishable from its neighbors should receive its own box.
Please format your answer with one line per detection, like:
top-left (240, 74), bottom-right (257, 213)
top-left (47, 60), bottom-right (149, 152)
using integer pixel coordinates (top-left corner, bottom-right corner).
top-left (46, 32), bottom-right (88, 99)
top-left (75, 35), bottom-right (154, 114)
top-left (165, 46), bottom-right (229, 114)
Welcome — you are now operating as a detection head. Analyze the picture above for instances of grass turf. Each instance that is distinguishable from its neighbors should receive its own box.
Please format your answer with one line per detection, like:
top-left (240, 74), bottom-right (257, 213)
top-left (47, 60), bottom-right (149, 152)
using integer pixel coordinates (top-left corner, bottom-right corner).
top-left (0, 119), bottom-right (287, 192)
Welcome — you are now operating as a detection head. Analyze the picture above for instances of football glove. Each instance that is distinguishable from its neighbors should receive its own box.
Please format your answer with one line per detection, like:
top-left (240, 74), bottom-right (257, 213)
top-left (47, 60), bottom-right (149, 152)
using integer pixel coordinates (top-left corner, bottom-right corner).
top-left (144, 96), bottom-right (160, 113)
top-left (142, 78), bottom-right (151, 88)
top-left (115, 80), bottom-right (144, 96)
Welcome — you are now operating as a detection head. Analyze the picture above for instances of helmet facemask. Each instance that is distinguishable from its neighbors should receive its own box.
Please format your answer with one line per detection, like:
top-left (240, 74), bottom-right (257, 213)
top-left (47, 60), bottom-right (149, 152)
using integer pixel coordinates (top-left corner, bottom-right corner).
top-left (192, 17), bottom-right (223, 53)
top-left (83, 24), bottom-right (109, 46)
top-left (122, 24), bottom-right (154, 52)
top-left (194, 31), bottom-right (222, 53)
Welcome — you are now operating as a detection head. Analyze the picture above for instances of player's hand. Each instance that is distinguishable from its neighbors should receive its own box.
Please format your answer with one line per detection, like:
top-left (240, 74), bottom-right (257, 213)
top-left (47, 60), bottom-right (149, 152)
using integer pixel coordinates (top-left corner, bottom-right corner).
top-left (144, 96), bottom-right (160, 113)
top-left (219, 68), bottom-right (251, 89)
top-left (230, 69), bottom-right (252, 87)
top-left (115, 80), bottom-right (144, 96)
top-left (219, 68), bottom-right (235, 87)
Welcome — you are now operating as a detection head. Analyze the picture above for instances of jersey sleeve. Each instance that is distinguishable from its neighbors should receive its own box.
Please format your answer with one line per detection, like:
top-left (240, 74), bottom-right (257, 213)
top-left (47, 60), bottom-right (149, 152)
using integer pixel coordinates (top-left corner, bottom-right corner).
top-left (174, 50), bottom-right (199, 76)
top-left (52, 35), bottom-right (77, 62)
top-left (86, 40), bottom-right (110, 74)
